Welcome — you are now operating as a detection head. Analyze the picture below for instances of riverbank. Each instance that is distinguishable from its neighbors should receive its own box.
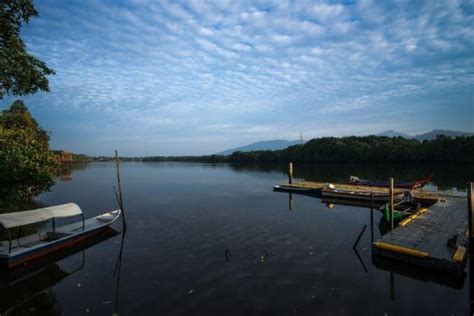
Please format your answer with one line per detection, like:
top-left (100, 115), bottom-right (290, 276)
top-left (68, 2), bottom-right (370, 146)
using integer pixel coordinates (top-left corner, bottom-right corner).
top-left (78, 135), bottom-right (474, 164)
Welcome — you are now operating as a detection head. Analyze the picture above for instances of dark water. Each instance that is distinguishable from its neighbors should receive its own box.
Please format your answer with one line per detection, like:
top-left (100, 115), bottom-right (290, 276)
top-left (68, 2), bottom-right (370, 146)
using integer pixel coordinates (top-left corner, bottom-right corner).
top-left (3, 162), bottom-right (473, 315)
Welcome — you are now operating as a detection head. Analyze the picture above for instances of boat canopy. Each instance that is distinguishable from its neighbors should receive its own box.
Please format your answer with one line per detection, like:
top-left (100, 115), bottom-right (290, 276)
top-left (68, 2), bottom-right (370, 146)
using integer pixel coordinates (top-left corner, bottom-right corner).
top-left (0, 203), bottom-right (82, 229)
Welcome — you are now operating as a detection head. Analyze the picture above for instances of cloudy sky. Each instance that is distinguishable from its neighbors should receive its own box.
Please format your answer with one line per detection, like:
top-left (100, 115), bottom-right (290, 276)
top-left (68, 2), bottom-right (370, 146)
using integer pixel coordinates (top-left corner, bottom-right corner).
top-left (2, 0), bottom-right (473, 156)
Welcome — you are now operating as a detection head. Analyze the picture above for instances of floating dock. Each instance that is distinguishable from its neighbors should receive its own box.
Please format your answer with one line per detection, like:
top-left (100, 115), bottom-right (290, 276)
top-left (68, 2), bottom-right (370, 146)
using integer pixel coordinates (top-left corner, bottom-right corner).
top-left (273, 181), bottom-right (448, 203)
top-left (372, 198), bottom-right (468, 275)
top-left (274, 180), bottom-right (470, 275)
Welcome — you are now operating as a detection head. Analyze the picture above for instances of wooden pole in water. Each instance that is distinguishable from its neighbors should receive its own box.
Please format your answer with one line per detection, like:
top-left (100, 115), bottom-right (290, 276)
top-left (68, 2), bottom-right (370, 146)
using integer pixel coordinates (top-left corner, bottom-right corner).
top-left (390, 272), bottom-right (395, 301)
top-left (469, 182), bottom-right (474, 316)
top-left (115, 150), bottom-right (127, 230)
top-left (389, 177), bottom-right (394, 231)
top-left (370, 193), bottom-right (374, 242)
top-left (288, 162), bottom-right (293, 184)
top-left (468, 182), bottom-right (473, 238)
top-left (288, 193), bottom-right (293, 211)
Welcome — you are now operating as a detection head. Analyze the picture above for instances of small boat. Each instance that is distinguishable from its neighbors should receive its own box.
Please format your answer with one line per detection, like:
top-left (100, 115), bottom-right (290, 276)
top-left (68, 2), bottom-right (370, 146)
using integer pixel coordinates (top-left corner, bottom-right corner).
top-left (380, 200), bottom-right (422, 222)
top-left (0, 203), bottom-right (121, 268)
top-left (273, 185), bottom-right (321, 197)
top-left (321, 188), bottom-right (404, 202)
top-left (347, 173), bottom-right (433, 189)
top-left (321, 197), bottom-right (384, 208)
top-left (0, 227), bottom-right (119, 315)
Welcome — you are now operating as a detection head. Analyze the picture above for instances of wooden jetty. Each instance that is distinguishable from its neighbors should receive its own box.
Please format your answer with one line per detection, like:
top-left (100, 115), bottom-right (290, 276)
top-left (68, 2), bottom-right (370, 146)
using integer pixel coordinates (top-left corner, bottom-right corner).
top-left (273, 181), bottom-right (445, 204)
top-left (372, 198), bottom-right (468, 275)
top-left (273, 168), bottom-right (471, 275)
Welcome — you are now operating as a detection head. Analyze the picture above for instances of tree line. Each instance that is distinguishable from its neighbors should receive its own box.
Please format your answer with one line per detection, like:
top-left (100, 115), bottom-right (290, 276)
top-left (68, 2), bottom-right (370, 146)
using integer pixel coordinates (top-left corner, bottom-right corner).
top-left (140, 135), bottom-right (474, 164)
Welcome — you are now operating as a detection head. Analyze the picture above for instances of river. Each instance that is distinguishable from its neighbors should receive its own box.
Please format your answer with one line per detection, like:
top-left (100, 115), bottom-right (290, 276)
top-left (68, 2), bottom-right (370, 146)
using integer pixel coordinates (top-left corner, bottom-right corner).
top-left (3, 162), bottom-right (472, 315)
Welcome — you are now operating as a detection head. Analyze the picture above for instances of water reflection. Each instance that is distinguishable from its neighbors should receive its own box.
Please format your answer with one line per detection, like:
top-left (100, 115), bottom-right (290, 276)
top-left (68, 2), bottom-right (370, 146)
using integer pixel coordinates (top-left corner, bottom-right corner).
top-left (113, 230), bottom-right (126, 316)
top-left (352, 224), bottom-right (368, 273)
top-left (0, 263), bottom-right (68, 314)
top-left (373, 255), bottom-right (465, 289)
top-left (277, 188), bottom-right (467, 293)
top-left (231, 162), bottom-right (473, 191)
top-left (31, 162), bottom-right (470, 314)
top-left (0, 227), bottom-right (118, 315)
top-left (55, 162), bottom-right (91, 182)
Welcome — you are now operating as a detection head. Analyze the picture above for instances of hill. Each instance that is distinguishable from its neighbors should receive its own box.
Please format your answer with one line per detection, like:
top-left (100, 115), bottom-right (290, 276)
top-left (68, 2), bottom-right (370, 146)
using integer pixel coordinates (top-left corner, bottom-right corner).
top-left (372, 129), bottom-right (473, 140)
top-left (216, 129), bottom-right (473, 155)
top-left (375, 130), bottom-right (413, 138)
top-left (217, 140), bottom-right (301, 155)
top-left (414, 130), bottom-right (474, 141)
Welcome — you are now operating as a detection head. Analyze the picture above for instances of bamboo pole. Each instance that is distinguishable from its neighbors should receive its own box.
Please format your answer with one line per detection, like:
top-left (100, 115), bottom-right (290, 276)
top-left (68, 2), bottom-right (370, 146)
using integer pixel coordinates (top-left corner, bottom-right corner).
top-left (389, 177), bottom-right (394, 231)
top-left (469, 182), bottom-right (474, 316)
top-left (288, 193), bottom-right (293, 211)
top-left (370, 193), bottom-right (374, 242)
top-left (468, 183), bottom-right (473, 238)
top-left (288, 162), bottom-right (293, 184)
top-left (115, 150), bottom-right (127, 230)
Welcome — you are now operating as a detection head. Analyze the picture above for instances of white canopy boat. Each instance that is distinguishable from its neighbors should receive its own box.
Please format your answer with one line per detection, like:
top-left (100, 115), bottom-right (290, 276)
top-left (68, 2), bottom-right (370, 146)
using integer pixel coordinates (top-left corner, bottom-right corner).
top-left (0, 203), bottom-right (121, 268)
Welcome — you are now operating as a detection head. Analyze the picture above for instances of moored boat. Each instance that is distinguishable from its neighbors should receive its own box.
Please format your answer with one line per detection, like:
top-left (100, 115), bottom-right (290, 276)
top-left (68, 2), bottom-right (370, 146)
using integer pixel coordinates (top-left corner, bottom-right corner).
top-left (0, 203), bottom-right (121, 268)
top-left (273, 185), bottom-right (321, 197)
top-left (321, 188), bottom-right (404, 202)
top-left (380, 200), bottom-right (422, 222)
top-left (347, 174), bottom-right (433, 189)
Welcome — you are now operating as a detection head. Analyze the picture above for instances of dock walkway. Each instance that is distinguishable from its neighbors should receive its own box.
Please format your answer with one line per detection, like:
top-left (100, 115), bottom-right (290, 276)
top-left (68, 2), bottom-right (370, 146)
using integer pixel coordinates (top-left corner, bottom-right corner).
top-left (274, 180), bottom-right (469, 275)
top-left (372, 198), bottom-right (468, 275)
top-left (273, 181), bottom-right (454, 202)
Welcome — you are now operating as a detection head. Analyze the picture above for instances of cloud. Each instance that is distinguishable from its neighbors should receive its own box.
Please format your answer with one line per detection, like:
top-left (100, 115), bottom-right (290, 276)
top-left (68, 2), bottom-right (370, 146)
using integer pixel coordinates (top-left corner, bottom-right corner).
top-left (4, 0), bottom-right (472, 155)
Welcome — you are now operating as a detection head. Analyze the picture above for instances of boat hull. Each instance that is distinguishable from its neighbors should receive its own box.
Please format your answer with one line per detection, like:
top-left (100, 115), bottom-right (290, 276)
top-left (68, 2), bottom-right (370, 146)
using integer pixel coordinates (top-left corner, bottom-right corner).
top-left (322, 189), bottom-right (403, 202)
top-left (1, 225), bottom-right (111, 269)
top-left (347, 174), bottom-right (433, 189)
top-left (381, 201), bottom-right (422, 222)
top-left (273, 185), bottom-right (321, 197)
top-left (0, 210), bottom-right (121, 269)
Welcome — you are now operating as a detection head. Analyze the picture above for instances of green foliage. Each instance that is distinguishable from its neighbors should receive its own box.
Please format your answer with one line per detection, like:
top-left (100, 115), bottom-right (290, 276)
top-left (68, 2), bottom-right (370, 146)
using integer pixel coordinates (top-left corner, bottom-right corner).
top-left (142, 154), bottom-right (227, 163)
top-left (71, 153), bottom-right (91, 163)
top-left (0, 100), bottom-right (56, 211)
top-left (236, 136), bottom-right (474, 164)
top-left (0, 0), bottom-right (54, 99)
top-left (141, 136), bottom-right (474, 164)
top-left (0, 99), bottom-right (49, 145)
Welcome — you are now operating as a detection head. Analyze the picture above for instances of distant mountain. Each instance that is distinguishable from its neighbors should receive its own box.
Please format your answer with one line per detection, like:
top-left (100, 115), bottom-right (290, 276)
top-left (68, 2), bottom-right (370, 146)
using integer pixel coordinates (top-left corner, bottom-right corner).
top-left (217, 130), bottom-right (473, 155)
top-left (373, 129), bottom-right (473, 141)
top-left (375, 130), bottom-right (413, 138)
top-left (217, 140), bottom-right (301, 155)
top-left (413, 130), bottom-right (474, 141)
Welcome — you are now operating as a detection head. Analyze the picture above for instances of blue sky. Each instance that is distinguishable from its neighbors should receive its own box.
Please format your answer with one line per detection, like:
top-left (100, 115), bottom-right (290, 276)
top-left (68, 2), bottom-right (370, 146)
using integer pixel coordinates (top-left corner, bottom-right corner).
top-left (1, 0), bottom-right (473, 156)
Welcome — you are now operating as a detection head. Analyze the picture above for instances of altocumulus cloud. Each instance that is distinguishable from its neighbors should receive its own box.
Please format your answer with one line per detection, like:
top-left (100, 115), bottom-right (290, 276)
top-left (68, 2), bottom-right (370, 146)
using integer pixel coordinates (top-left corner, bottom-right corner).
top-left (2, 0), bottom-right (473, 155)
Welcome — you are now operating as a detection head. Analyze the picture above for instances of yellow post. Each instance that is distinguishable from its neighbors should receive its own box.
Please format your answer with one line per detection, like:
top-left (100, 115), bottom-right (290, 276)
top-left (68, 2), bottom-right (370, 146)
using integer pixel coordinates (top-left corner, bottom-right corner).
top-left (389, 177), bottom-right (394, 230)
top-left (467, 183), bottom-right (473, 313)
top-left (288, 162), bottom-right (293, 184)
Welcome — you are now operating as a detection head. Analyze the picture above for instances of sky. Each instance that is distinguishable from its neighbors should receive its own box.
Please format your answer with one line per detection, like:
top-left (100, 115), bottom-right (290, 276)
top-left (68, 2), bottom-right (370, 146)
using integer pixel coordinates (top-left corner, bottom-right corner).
top-left (1, 0), bottom-right (473, 156)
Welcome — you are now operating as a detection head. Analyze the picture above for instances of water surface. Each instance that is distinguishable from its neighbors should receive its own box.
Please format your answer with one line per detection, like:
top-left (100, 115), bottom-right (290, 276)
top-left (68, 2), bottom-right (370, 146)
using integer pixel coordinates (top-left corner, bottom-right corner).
top-left (5, 162), bottom-right (472, 315)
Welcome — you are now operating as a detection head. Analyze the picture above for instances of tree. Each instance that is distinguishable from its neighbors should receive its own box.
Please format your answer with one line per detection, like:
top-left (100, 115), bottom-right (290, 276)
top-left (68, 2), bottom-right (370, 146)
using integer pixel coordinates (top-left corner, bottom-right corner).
top-left (0, 100), bottom-right (56, 211)
top-left (0, 99), bottom-right (49, 145)
top-left (0, 0), bottom-right (54, 99)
